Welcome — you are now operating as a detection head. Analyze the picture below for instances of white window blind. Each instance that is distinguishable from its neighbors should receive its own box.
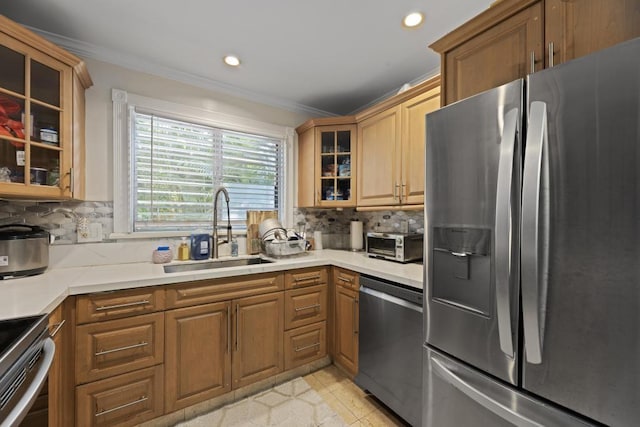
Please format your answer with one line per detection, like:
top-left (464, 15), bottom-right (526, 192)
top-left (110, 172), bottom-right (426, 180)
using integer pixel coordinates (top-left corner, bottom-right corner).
top-left (132, 111), bottom-right (283, 232)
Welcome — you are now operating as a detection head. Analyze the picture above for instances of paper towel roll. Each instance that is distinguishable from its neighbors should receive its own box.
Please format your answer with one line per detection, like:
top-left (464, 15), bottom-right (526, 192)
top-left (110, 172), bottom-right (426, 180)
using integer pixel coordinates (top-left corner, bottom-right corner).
top-left (350, 221), bottom-right (363, 251)
top-left (313, 231), bottom-right (323, 250)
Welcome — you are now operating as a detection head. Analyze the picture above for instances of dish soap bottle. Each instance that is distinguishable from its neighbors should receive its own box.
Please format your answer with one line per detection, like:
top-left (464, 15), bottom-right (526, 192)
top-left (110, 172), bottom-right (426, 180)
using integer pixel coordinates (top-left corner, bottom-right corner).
top-left (178, 237), bottom-right (190, 260)
top-left (231, 237), bottom-right (238, 257)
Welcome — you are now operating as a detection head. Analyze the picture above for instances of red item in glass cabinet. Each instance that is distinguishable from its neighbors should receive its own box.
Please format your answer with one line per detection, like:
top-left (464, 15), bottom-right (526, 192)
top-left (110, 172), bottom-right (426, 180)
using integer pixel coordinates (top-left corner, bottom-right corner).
top-left (0, 96), bottom-right (25, 147)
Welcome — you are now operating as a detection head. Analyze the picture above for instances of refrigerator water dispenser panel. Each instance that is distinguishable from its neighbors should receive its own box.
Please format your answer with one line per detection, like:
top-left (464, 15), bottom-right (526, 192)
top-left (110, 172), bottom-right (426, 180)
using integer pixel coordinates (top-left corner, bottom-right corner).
top-left (432, 227), bottom-right (491, 316)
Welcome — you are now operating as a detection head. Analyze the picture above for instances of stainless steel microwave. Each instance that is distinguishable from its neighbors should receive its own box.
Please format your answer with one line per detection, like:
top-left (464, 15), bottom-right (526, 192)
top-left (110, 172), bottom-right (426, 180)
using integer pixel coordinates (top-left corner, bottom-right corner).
top-left (366, 232), bottom-right (424, 263)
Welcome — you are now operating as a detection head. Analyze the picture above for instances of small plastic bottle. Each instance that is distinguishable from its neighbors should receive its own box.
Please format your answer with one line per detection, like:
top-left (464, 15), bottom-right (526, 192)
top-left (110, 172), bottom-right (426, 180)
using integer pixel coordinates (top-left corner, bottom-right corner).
top-left (178, 237), bottom-right (190, 261)
top-left (231, 238), bottom-right (238, 257)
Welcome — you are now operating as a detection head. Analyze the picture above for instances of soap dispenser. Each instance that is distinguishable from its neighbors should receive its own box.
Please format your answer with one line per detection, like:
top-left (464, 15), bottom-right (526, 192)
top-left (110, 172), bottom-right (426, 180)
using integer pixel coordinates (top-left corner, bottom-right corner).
top-left (178, 237), bottom-right (190, 260)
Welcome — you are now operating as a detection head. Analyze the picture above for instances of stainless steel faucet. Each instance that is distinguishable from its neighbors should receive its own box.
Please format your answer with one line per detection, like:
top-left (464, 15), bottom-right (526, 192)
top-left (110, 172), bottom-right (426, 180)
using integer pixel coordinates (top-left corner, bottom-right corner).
top-left (212, 186), bottom-right (232, 259)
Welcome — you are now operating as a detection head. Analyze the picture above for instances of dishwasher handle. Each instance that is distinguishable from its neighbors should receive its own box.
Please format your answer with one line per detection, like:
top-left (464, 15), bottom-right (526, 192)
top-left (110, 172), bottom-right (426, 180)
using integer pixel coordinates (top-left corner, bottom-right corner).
top-left (359, 286), bottom-right (423, 313)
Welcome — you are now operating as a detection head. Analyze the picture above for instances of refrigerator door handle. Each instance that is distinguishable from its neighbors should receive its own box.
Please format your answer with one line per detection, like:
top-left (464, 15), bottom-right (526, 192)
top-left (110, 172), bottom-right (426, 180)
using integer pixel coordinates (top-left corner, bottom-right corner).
top-left (495, 108), bottom-right (519, 358)
top-left (431, 353), bottom-right (544, 427)
top-left (521, 101), bottom-right (549, 364)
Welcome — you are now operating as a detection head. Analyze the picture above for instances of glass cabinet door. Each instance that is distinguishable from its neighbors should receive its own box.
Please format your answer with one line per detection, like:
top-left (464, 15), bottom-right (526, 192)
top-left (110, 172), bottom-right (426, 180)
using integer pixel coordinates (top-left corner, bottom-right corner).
top-left (0, 39), bottom-right (70, 196)
top-left (317, 125), bottom-right (355, 206)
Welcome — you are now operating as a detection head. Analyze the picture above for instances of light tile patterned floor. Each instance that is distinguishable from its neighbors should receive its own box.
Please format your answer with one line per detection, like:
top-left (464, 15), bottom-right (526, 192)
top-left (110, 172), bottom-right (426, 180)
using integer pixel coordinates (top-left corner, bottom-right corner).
top-left (177, 365), bottom-right (408, 427)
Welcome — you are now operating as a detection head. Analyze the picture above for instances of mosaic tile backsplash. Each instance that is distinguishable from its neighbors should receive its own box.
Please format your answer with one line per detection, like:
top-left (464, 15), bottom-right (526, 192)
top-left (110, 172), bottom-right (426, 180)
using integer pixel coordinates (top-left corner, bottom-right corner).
top-left (0, 199), bottom-right (425, 248)
top-left (0, 200), bottom-right (113, 245)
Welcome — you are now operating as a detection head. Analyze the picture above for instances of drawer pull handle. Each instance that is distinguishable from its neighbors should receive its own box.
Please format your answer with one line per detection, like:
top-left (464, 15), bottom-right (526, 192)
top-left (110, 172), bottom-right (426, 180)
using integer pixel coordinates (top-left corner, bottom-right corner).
top-left (49, 320), bottom-right (66, 338)
top-left (338, 276), bottom-right (353, 283)
top-left (295, 342), bottom-right (320, 352)
top-left (294, 275), bottom-right (321, 282)
top-left (295, 304), bottom-right (321, 312)
top-left (96, 395), bottom-right (148, 417)
top-left (95, 300), bottom-right (150, 311)
top-left (95, 342), bottom-right (148, 356)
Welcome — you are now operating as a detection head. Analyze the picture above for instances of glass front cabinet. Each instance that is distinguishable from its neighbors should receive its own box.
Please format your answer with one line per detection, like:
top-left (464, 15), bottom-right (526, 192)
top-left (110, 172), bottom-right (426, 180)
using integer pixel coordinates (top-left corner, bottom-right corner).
top-left (296, 119), bottom-right (356, 208)
top-left (0, 16), bottom-right (92, 199)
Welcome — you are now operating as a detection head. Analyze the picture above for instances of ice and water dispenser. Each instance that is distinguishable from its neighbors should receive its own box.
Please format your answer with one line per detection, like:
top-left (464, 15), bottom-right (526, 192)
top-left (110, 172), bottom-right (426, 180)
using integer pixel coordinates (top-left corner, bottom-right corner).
top-left (432, 227), bottom-right (492, 316)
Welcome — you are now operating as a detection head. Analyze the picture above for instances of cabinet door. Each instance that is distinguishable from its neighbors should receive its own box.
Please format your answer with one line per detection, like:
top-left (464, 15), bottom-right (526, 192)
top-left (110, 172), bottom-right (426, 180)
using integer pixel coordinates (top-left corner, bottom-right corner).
top-left (76, 365), bottom-right (164, 427)
top-left (315, 125), bottom-right (356, 207)
top-left (49, 297), bottom-right (75, 427)
top-left (164, 301), bottom-right (231, 412)
top-left (357, 106), bottom-right (402, 206)
top-left (232, 292), bottom-right (284, 389)
top-left (284, 284), bottom-right (327, 330)
top-left (284, 321), bottom-right (327, 370)
top-left (76, 313), bottom-right (164, 384)
top-left (400, 86), bottom-right (441, 205)
top-left (443, 2), bottom-right (543, 105)
top-left (297, 126), bottom-right (315, 207)
top-left (334, 285), bottom-right (358, 377)
top-left (545, 0), bottom-right (640, 67)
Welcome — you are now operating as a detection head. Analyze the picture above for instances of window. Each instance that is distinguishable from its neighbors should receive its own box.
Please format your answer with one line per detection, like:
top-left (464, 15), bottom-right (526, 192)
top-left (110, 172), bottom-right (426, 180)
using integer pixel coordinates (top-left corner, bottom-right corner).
top-left (112, 89), bottom-right (294, 236)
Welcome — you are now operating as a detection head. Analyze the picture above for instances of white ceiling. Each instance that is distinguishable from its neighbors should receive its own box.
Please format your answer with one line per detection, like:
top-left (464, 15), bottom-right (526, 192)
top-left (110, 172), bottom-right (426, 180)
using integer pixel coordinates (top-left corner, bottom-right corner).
top-left (0, 1), bottom-right (492, 116)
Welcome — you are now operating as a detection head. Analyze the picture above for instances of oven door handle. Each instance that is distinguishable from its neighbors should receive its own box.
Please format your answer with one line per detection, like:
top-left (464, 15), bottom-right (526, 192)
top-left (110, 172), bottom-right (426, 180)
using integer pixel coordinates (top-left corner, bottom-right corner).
top-left (359, 286), bottom-right (422, 313)
top-left (2, 338), bottom-right (55, 427)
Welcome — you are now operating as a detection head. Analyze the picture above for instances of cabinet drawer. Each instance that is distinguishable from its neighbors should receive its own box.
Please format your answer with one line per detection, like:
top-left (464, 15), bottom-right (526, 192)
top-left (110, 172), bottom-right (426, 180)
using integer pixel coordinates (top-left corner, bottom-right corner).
top-left (76, 365), bottom-right (164, 427)
top-left (166, 272), bottom-right (283, 309)
top-left (285, 267), bottom-right (328, 289)
top-left (284, 284), bottom-right (327, 330)
top-left (76, 287), bottom-right (165, 324)
top-left (333, 267), bottom-right (359, 291)
top-left (284, 322), bottom-right (327, 370)
top-left (76, 313), bottom-right (164, 384)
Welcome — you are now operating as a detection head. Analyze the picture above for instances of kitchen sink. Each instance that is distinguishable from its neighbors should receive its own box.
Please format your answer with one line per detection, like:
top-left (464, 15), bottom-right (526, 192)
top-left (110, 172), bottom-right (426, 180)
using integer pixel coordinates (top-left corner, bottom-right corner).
top-left (163, 257), bottom-right (273, 273)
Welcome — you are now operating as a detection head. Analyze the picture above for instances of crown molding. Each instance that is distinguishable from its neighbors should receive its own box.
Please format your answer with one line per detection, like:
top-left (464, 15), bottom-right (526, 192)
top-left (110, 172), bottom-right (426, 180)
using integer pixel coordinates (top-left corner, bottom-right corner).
top-left (348, 67), bottom-right (441, 115)
top-left (25, 25), bottom-right (336, 118)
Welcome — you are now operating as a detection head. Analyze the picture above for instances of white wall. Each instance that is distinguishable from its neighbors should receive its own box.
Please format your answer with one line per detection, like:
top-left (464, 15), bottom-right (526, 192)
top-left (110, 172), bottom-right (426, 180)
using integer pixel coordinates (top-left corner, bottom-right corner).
top-left (83, 58), bottom-right (313, 201)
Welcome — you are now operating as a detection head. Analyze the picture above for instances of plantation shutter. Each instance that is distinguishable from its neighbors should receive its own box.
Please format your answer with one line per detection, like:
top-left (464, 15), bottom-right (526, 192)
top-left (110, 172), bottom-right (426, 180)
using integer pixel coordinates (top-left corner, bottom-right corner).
top-left (132, 111), bottom-right (283, 232)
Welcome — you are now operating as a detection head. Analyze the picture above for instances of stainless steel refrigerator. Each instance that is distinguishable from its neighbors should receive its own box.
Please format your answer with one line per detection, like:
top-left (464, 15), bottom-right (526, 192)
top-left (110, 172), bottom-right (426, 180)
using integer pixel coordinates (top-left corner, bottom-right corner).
top-left (423, 37), bottom-right (640, 426)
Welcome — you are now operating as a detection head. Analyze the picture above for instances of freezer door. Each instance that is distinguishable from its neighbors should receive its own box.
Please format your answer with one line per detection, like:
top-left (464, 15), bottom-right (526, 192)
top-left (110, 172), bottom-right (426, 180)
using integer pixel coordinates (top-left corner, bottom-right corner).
top-left (425, 80), bottom-right (522, 384)
top-left (523, 38), bottom-right (640, 426)
top-left (423, 346), bottom-right (593, 427)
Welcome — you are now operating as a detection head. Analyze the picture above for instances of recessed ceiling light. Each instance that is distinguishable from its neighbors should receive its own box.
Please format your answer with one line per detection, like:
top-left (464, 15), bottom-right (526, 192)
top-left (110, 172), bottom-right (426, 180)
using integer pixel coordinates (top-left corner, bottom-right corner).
top-left (403, 12), bottom-right (424, 28)
top-left (223, 55), bottom-right (241, 67)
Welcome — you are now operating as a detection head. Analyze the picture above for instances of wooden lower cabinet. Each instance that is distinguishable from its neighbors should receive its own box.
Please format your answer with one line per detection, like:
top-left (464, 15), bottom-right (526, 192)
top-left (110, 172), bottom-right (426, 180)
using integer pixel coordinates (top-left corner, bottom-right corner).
top-left (21, 297), bottom-right (75, 427)
top-left (164, 301), bottom-right (231, 412)
top-left (284, 284), bottom-right (327, 330)
top-left (76, 365), bottom-right (164, 427)
top-left (284, 321), bottom-right (327, 370)
top-left (232, 292), bottom-right (284, 389)
top-left (76, 313), bottom-right (164, 384)
top-left (334, 278), bottom-right (359, 377)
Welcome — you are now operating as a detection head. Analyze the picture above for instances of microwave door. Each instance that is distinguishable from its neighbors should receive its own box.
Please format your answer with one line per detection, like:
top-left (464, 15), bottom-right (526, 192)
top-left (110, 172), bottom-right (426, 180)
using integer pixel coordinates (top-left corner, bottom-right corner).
top-left (367, 236), bottom-right (396, 258)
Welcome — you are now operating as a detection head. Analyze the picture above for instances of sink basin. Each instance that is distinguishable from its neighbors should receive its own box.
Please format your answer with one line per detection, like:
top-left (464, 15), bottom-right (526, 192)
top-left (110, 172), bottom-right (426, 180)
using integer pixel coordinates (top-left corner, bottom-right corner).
top-left (163, 257), bottom-right (273, 273)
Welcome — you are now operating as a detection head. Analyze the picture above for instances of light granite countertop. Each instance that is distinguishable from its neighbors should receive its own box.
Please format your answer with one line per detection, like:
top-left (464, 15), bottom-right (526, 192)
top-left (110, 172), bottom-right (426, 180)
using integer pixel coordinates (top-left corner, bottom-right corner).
top-left (0, 250), bottom-right (423, 321)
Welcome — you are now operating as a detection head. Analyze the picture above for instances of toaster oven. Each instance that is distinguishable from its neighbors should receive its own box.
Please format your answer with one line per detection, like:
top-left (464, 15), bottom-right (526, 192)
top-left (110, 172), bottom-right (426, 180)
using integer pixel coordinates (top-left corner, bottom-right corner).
top-left (366, 232), bottom-right (424, 263)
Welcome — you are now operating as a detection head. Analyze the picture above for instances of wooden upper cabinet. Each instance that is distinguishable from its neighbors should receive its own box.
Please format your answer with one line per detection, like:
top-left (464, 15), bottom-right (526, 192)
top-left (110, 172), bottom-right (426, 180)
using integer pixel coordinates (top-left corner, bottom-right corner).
top-left (436, 1), bottom-right (543, 105)
top-left (432, 0), bottom-right (640, 106)
top-left (545, 0), bottom-right (640, 67)
top-left (0, 15), bottom-right (92, 199)
top-left (356, 77), bottom-right (440, 207)
top-left (401, 86), bottom-right (441, 205)
top-left (357, 106), bottom-right (401, 207)
top-left (295, 117), bottom-right (356, 208)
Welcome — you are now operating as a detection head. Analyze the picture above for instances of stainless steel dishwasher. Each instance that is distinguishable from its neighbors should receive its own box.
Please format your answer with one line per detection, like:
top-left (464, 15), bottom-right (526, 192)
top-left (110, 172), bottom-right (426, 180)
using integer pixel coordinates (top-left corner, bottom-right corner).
top-left (355, 274), bottom-right (423, 427)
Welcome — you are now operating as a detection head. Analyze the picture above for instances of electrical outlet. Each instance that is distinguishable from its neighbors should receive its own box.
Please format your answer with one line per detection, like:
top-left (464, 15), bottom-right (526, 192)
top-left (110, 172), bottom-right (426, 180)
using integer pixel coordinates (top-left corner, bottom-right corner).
top-left (77, 222), bottom-right (103, 243)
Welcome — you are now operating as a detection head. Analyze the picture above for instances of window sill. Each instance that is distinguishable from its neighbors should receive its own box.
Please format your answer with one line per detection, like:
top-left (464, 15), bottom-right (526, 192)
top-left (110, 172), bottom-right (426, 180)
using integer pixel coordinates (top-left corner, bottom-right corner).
top-left (109, 231), bottom-right (247, 240)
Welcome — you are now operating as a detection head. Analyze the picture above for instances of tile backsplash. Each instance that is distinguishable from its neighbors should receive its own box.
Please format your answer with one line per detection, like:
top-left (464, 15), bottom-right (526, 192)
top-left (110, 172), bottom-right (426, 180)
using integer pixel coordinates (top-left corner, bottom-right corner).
top-left (0, 200), bottom-right (425, 249)
top-left (0, 200), bottom-right (113, 244)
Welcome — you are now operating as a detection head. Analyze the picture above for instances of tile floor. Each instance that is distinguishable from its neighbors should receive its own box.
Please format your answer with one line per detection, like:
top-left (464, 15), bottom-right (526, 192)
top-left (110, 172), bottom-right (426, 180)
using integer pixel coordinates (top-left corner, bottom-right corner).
top-left (178, 365), bottom-right (408, 427)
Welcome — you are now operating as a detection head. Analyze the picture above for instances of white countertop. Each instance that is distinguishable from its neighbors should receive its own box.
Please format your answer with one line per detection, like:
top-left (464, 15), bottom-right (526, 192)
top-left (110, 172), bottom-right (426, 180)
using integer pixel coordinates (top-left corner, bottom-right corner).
top-left (0, 250), bottom-right (423, 321)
